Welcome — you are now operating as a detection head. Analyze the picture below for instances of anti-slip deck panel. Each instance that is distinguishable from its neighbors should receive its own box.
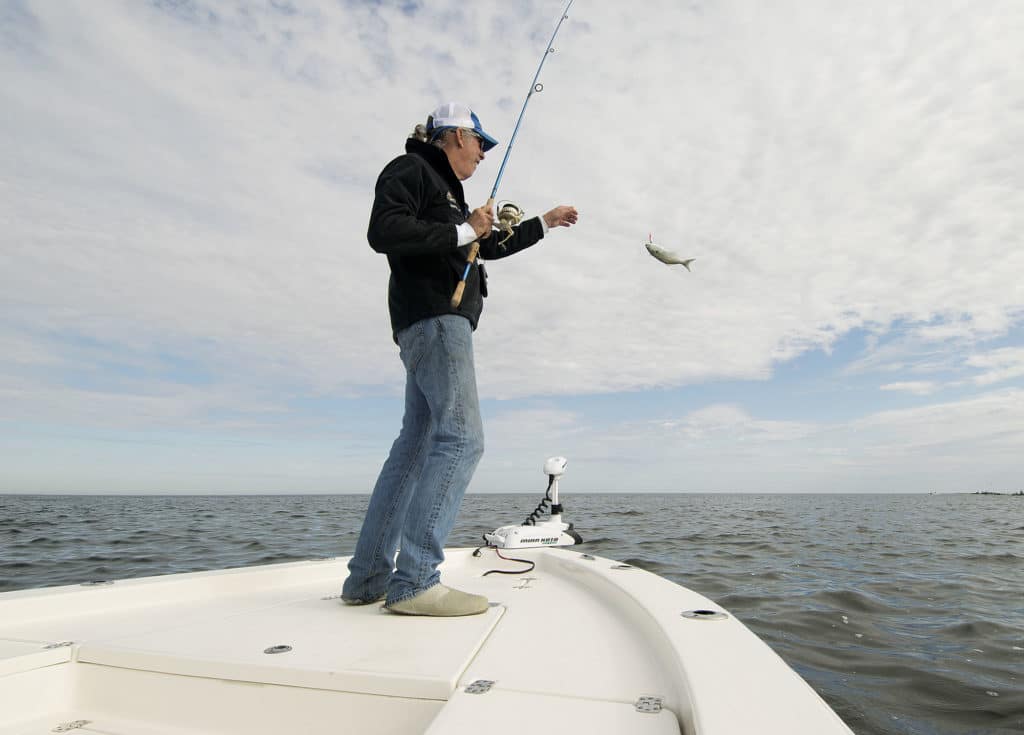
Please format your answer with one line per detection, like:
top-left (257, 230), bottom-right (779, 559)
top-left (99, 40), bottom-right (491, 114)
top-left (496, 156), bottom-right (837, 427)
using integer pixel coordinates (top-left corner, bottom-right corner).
top-left (77, 595), bottom-right (504, 700)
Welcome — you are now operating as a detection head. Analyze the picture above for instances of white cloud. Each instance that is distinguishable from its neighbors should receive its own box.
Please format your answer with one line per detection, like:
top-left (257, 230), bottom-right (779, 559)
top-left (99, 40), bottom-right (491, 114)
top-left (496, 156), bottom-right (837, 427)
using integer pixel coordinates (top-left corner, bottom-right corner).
top-left (657, 404), bottom-right (815, 443)
top-left (3, 0), bottom-right (1022, 406)
top-left (528, 389), bottom-right (1024, 493)
top-left (2, 1), bottom-right (1023, 492)
top-left (966, 347), bottom-right (1024, 386)
top-left (849, 389), bottom-right (1024, 464)
top-left (879, 381), bottom-right (939, 396)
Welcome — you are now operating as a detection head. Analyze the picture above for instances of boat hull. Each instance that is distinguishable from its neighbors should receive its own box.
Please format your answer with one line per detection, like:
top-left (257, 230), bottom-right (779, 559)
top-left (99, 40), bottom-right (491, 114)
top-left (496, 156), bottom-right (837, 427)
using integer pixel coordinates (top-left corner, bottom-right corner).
top-left (0, 548), bottom-right (852, 734)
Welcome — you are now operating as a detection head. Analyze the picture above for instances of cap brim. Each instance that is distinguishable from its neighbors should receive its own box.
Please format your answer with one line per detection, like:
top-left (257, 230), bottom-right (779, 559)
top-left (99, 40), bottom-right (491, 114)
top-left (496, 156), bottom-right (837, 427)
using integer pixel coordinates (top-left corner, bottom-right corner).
top-left (479, 131), bottom-right (498, 152)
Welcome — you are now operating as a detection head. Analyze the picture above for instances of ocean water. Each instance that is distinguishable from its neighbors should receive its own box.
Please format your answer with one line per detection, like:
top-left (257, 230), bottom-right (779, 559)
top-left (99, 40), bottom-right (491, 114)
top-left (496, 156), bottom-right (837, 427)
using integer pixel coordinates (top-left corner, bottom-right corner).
top-left (1, 492), bottom-right (1021, 735)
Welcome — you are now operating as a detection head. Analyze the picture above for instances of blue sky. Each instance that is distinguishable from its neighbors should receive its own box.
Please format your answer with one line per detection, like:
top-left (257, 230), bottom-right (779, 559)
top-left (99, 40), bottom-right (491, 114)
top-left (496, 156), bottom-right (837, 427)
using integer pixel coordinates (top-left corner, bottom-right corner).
top-left (1, 0), bottom-right (1022, 494)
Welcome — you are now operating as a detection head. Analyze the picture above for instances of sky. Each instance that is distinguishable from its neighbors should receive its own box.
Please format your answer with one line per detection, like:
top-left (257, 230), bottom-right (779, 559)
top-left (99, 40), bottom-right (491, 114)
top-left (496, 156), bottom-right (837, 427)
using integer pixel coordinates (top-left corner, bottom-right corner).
top-left (1, 0), bottom-right (1022, 494)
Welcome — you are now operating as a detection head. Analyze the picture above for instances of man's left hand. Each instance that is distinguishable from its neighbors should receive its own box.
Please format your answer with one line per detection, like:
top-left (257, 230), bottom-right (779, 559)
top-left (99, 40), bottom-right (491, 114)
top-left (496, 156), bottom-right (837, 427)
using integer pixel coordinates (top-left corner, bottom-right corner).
top-left (543, 205), bottom-right (579, 229)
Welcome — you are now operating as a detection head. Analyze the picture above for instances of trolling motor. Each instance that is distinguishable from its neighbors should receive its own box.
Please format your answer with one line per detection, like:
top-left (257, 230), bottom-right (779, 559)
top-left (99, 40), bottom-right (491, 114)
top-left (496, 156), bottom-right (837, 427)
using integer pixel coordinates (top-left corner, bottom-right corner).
top-left (484, 456), bottom-right (584, 549)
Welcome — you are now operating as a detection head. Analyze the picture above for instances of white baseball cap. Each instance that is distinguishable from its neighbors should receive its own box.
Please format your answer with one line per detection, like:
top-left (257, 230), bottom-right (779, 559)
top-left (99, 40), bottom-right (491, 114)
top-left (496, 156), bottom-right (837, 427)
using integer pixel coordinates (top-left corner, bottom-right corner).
top-left (425, 102), bottom-right (498, 152)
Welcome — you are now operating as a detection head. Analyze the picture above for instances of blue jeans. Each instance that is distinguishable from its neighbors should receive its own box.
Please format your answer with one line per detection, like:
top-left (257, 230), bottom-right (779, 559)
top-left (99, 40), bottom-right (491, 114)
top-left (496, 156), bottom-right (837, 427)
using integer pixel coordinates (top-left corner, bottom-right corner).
top-left (342, 315), bottom-right (485, 605)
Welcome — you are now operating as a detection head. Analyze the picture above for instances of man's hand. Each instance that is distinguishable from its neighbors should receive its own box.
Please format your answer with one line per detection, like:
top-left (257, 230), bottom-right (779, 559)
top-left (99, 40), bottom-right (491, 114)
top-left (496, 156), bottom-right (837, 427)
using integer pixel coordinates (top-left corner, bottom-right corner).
top-left (467, 204), bottom-right (495, 239)
top-left (543, 205), bottom-right (579, 229)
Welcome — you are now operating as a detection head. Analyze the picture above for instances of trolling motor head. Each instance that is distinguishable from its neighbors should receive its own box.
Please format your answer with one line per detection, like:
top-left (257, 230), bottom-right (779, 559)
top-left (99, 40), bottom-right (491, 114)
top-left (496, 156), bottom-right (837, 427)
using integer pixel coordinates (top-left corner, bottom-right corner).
top-left (543, 455), bottom-right (567, 477)
top-left (484, 456), bottom-right (583, 549)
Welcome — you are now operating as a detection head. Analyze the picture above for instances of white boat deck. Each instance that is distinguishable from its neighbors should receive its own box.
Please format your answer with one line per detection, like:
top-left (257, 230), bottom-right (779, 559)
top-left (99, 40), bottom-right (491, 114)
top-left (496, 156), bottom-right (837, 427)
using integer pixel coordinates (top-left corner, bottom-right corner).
top-left (0, 548), bottom-right (852, 735)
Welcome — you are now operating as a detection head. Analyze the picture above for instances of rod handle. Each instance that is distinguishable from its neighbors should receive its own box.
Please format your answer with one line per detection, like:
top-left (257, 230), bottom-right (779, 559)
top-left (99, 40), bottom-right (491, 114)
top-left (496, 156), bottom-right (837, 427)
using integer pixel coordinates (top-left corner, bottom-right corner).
top-left (450, 198), bottom-right (494, 308)
top-left (450, 242), bottom-right (480, 308)
top-left (450, 283), bottom-right (466, 310)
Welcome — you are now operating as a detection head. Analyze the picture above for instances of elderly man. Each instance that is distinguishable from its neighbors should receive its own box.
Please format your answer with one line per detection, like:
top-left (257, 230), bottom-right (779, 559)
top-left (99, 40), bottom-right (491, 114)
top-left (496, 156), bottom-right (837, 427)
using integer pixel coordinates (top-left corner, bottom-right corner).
top-left (341, 102), bottom-right (578, 616)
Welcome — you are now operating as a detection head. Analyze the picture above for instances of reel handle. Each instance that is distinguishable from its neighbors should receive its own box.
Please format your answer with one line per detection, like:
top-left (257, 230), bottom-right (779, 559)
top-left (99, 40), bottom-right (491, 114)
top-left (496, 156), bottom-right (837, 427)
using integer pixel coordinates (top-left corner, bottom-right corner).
top-left (450, 197), bottom-right (494, 308)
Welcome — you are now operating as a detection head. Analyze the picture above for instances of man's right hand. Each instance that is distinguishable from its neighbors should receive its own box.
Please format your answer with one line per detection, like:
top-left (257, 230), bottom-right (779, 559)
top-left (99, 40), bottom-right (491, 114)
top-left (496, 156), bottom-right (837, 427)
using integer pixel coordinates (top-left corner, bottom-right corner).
top-left (467, 204), bottom-right (495, 239)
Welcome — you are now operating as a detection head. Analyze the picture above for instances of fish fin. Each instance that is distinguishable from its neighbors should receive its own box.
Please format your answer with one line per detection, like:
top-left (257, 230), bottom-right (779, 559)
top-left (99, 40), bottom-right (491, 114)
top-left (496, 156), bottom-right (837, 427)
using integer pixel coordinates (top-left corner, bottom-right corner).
top-left (681, 258), bottom-right (695, 272)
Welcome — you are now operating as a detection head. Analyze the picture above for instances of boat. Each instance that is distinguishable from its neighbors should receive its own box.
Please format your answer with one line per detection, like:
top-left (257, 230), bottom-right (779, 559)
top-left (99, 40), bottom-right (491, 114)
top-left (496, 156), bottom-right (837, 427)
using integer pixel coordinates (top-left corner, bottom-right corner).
top-left (0, 461), bottom-right (854, 734)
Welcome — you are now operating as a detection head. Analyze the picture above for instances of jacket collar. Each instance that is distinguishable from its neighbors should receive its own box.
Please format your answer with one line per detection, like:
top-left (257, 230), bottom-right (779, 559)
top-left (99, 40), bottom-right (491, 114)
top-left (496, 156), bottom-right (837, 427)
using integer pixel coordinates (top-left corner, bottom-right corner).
top-left (406, 138), bottom-right (465, 207)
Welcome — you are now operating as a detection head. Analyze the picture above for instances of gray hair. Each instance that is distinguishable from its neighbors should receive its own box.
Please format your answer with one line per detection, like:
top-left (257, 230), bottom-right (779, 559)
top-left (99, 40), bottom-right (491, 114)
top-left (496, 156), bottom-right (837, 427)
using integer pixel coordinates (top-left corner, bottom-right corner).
top-left (408, 119), bottom-right (463, 148)
top-left (408, 123), bottom-right (429, 143)
top-left (431, 128), bottom-right (460, 148)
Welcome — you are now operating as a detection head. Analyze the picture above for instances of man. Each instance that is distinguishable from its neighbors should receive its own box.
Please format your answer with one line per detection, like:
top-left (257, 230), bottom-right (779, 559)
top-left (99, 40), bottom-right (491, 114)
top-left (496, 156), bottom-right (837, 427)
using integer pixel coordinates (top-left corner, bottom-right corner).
top-left (341, 102), bottom-right (578, 616)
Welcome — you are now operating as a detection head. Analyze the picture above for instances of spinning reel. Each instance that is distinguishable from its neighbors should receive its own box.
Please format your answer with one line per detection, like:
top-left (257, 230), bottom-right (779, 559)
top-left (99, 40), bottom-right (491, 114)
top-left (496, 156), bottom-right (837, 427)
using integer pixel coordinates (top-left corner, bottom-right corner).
top-left (495, 201), bottom-right (525, 247)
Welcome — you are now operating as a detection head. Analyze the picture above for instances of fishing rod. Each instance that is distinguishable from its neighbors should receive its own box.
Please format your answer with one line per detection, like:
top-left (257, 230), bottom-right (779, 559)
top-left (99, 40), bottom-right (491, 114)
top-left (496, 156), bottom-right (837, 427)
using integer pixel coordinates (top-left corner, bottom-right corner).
top-left (491, 0), bottom-right (574, 202)
top-left (451, 0), bottom-right (575, 308)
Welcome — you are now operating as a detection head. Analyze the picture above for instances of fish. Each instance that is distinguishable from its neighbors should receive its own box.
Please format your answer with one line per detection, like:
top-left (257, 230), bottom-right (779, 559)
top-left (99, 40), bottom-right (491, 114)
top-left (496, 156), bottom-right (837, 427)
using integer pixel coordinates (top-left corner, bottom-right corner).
top-left (644, 233), bottom-right (695, 271)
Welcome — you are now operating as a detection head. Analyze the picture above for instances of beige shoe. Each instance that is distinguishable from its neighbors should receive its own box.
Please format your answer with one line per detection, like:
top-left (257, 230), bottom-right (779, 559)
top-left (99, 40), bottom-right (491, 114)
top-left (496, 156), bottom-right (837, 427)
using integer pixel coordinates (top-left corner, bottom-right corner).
top-left (386, 584), bottom-right (489, 617)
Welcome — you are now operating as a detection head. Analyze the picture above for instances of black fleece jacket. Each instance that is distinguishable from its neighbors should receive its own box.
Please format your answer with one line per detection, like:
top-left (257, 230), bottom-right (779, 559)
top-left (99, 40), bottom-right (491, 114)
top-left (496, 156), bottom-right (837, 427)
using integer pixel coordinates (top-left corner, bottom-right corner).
top-left (367, 138), bottom-right (545, 342)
